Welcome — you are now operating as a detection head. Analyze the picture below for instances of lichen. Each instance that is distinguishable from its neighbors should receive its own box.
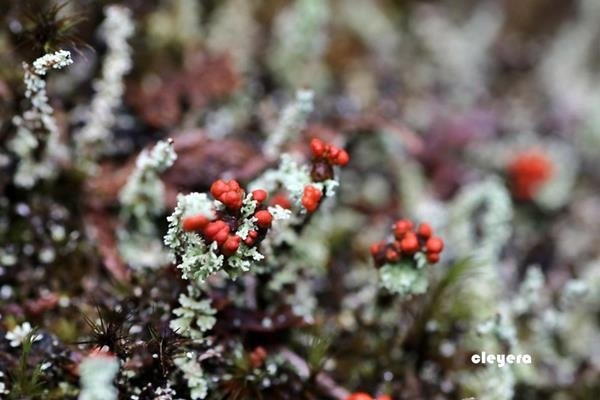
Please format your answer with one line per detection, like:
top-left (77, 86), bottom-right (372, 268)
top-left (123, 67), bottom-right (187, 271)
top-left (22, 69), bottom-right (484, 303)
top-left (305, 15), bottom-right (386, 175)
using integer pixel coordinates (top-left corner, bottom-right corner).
top-left (78, 353), bottom-right (119, 400)
top-left (74, 5), bottom-right (134, 173)
top-left (170, 284), bottom-right (217, 340)
top-left (8, 50), bottom-right (72, 188)
top-left (118, 139), bottom-right (177, 269)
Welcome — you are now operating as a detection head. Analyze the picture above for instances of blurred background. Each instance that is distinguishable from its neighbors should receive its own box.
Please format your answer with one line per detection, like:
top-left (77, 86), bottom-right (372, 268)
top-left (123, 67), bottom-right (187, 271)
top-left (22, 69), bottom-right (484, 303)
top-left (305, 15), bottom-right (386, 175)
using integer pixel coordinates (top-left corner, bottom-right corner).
top-left (0, 0), bottom-right (599, 399)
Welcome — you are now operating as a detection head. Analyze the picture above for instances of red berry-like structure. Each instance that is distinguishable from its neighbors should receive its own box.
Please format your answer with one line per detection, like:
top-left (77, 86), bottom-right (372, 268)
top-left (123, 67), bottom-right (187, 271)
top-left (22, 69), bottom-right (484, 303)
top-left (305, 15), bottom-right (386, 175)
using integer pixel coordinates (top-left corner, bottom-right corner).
top-left (371, 218), bottom-right (444, 267)
top-left (255, 210), bottom-right (273, 228)
top-left (346, 393), bottom-right (374, 400)
top-left (182, 215), bottom-right (209, 232)
top-left (346, 394), bottom-right (392, 400)
top-left (252, 189), bottom-right (268, 203)
top-left (310, 138), bottom-right (350, 182)
top-left (270, 193), bottom-right (292, 209)
top-left (210, 179), bottom-right (245, 210)
top-left (393, 219), bottom-right (413, 237)
top-left (425, 237), bottom-right (444, 253)
top-left (302, 185), bottom-right (323, 213)
top-left (222, 235), bottom-right (242, 256)
top-left (417, 223), bottom-right (432, 239)
top-left (507, 149), bottom-right (553, 201)
top-left (244, 230), bottom-right (259, 246)
top-left (310, 138), bottom-right (350, 166)
top-left (182, 179), bottom-right (275, 258)
top-left (400, 232), bottom-right (419, 254)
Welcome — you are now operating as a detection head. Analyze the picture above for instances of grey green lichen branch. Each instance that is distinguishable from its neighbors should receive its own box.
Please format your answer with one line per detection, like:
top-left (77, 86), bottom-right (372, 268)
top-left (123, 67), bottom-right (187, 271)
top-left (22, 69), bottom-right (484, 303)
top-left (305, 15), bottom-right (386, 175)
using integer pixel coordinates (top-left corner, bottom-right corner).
top-left (118, 139), bottom-right (177, 270)
top-left (8, 50), bottom-right (73, 188)
top-left (74, 5), bottom-right (134, 174)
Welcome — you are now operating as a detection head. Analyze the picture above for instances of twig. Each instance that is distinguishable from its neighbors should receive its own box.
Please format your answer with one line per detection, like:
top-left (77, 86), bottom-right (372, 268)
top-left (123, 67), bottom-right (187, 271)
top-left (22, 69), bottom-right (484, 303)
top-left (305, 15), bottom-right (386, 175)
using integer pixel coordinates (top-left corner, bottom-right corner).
top-left (278, 348), bottom-right (349, 400)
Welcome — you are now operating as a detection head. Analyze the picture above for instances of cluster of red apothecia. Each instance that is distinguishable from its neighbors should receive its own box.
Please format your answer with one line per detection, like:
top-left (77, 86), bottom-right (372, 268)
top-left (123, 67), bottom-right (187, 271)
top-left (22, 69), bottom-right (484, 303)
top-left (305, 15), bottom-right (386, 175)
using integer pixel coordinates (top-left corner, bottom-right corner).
top-left (309, 137), bottom-right (349, 182)
top-left (346, 393), bottom-right (392, 400)
top-left (507, 149), bottom-right (553, 201)
top-left (301, 185), bottom-right (323, 213)
top-left (370, 219), bottom-right (444, 266)
top-left (182, 179), bottom-right (273, 256)
top-left (300, 138), bottom-right (350, 213)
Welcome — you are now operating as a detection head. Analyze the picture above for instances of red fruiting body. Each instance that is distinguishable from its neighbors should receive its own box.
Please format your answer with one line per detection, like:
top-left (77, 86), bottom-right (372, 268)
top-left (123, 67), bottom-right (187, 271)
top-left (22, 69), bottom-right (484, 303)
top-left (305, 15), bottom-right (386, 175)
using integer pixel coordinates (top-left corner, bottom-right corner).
top-left (393, 219), bottom-right (413, 238)
top-left (426, 252), bottom-right (440, 263)
top-left (400, 232), bottom-right (419, 254)
top-left (310, 138), bottom-right (326, 157)
top-left (223, 191), bottom-right (237, 204)
top-left (213, 228), bottom-right (230, 246)
top-left (203, 220), bottom-right (231, 246)
top-left (255, 210), bottom-right (273, 228)
top-left (376, 396), bottom-right (392, 400)
top-left (507, 150), bottom-right (553, 201)
top-left (310, 138), bottom-right (350, 166)
top-left (346, 393), bottom-right (373, 400)
top-left (371, 219), bottom-right (444, 267)
top-left (244, 229), bottom-right (260, 246)
top-left (211, 179), bottom-right (245, 210)
top-left (270, 193), bottom-right (292, 209)
top-left (210, 179), bottom-right (228, 197)
top-left (426, 237), bottom-right (444, 254)
top-left (301, 185), bottom-right (322, 213)
top-left (370, 242), bottom-right (383, 257)
top-left (417, 223), bottom-right (432, 239)
top-left (204, 220), bottom-right (228, 238)
top-left (189, 180), bottom-right (278, 258)
top-left (182, 215), bottom-right (209, 232)
top-left (329, 146), bottom-right (340, 159)
top-left (222, 235), bottom-right (241, 256)
top-left (385, 248), bottom-right (400, 262)
top-left (252, 189), bottom-right (268, 202)
top-left (335, 149), bottom-right (350, 166)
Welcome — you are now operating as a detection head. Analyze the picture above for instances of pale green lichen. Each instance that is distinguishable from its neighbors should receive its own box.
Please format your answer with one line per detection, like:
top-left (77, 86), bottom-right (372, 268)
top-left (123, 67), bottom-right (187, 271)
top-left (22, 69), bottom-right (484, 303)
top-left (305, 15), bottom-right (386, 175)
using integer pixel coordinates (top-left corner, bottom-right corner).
top-left (74, 5), bottom-right (134, 173)
top-left (174, 352), bottom-right (208, 400)
top-left (379, 257), bottom-right (429, 297)
top-left (207, 0), bottom-right (258, 73)
top-left (535, 141), bottom-right (579, 210)
top-left (8, 50), bottom-right (73, 188)
top-left (263, 90), bottom-right (314, 157)
top-left (118, 139), bottom-right (177, 269)
top-left (456, 364), bottom-right (515, 400)
top-left (437, 178), bottom-right (514, 332)
top-left (170, 284), bottom-right (217, 340)
top-left (78, 354), bottom-right (119, 400)
top-left (559, 279), bottom-right (588, 309)
top-left (0, 371), bottom-right (8, 396)
top-left (447, 178), bottom-right (513, 266)
top-left (147, 0), bottom-right (202, 48)
top-left (476, 313), bottom-right (518, 348)
top-left (412, 2), bottom-right (502, 104)
top-left (268, 0), bottom-right (330, 90)
top-left (511, 266), bottom-right (545, 316)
